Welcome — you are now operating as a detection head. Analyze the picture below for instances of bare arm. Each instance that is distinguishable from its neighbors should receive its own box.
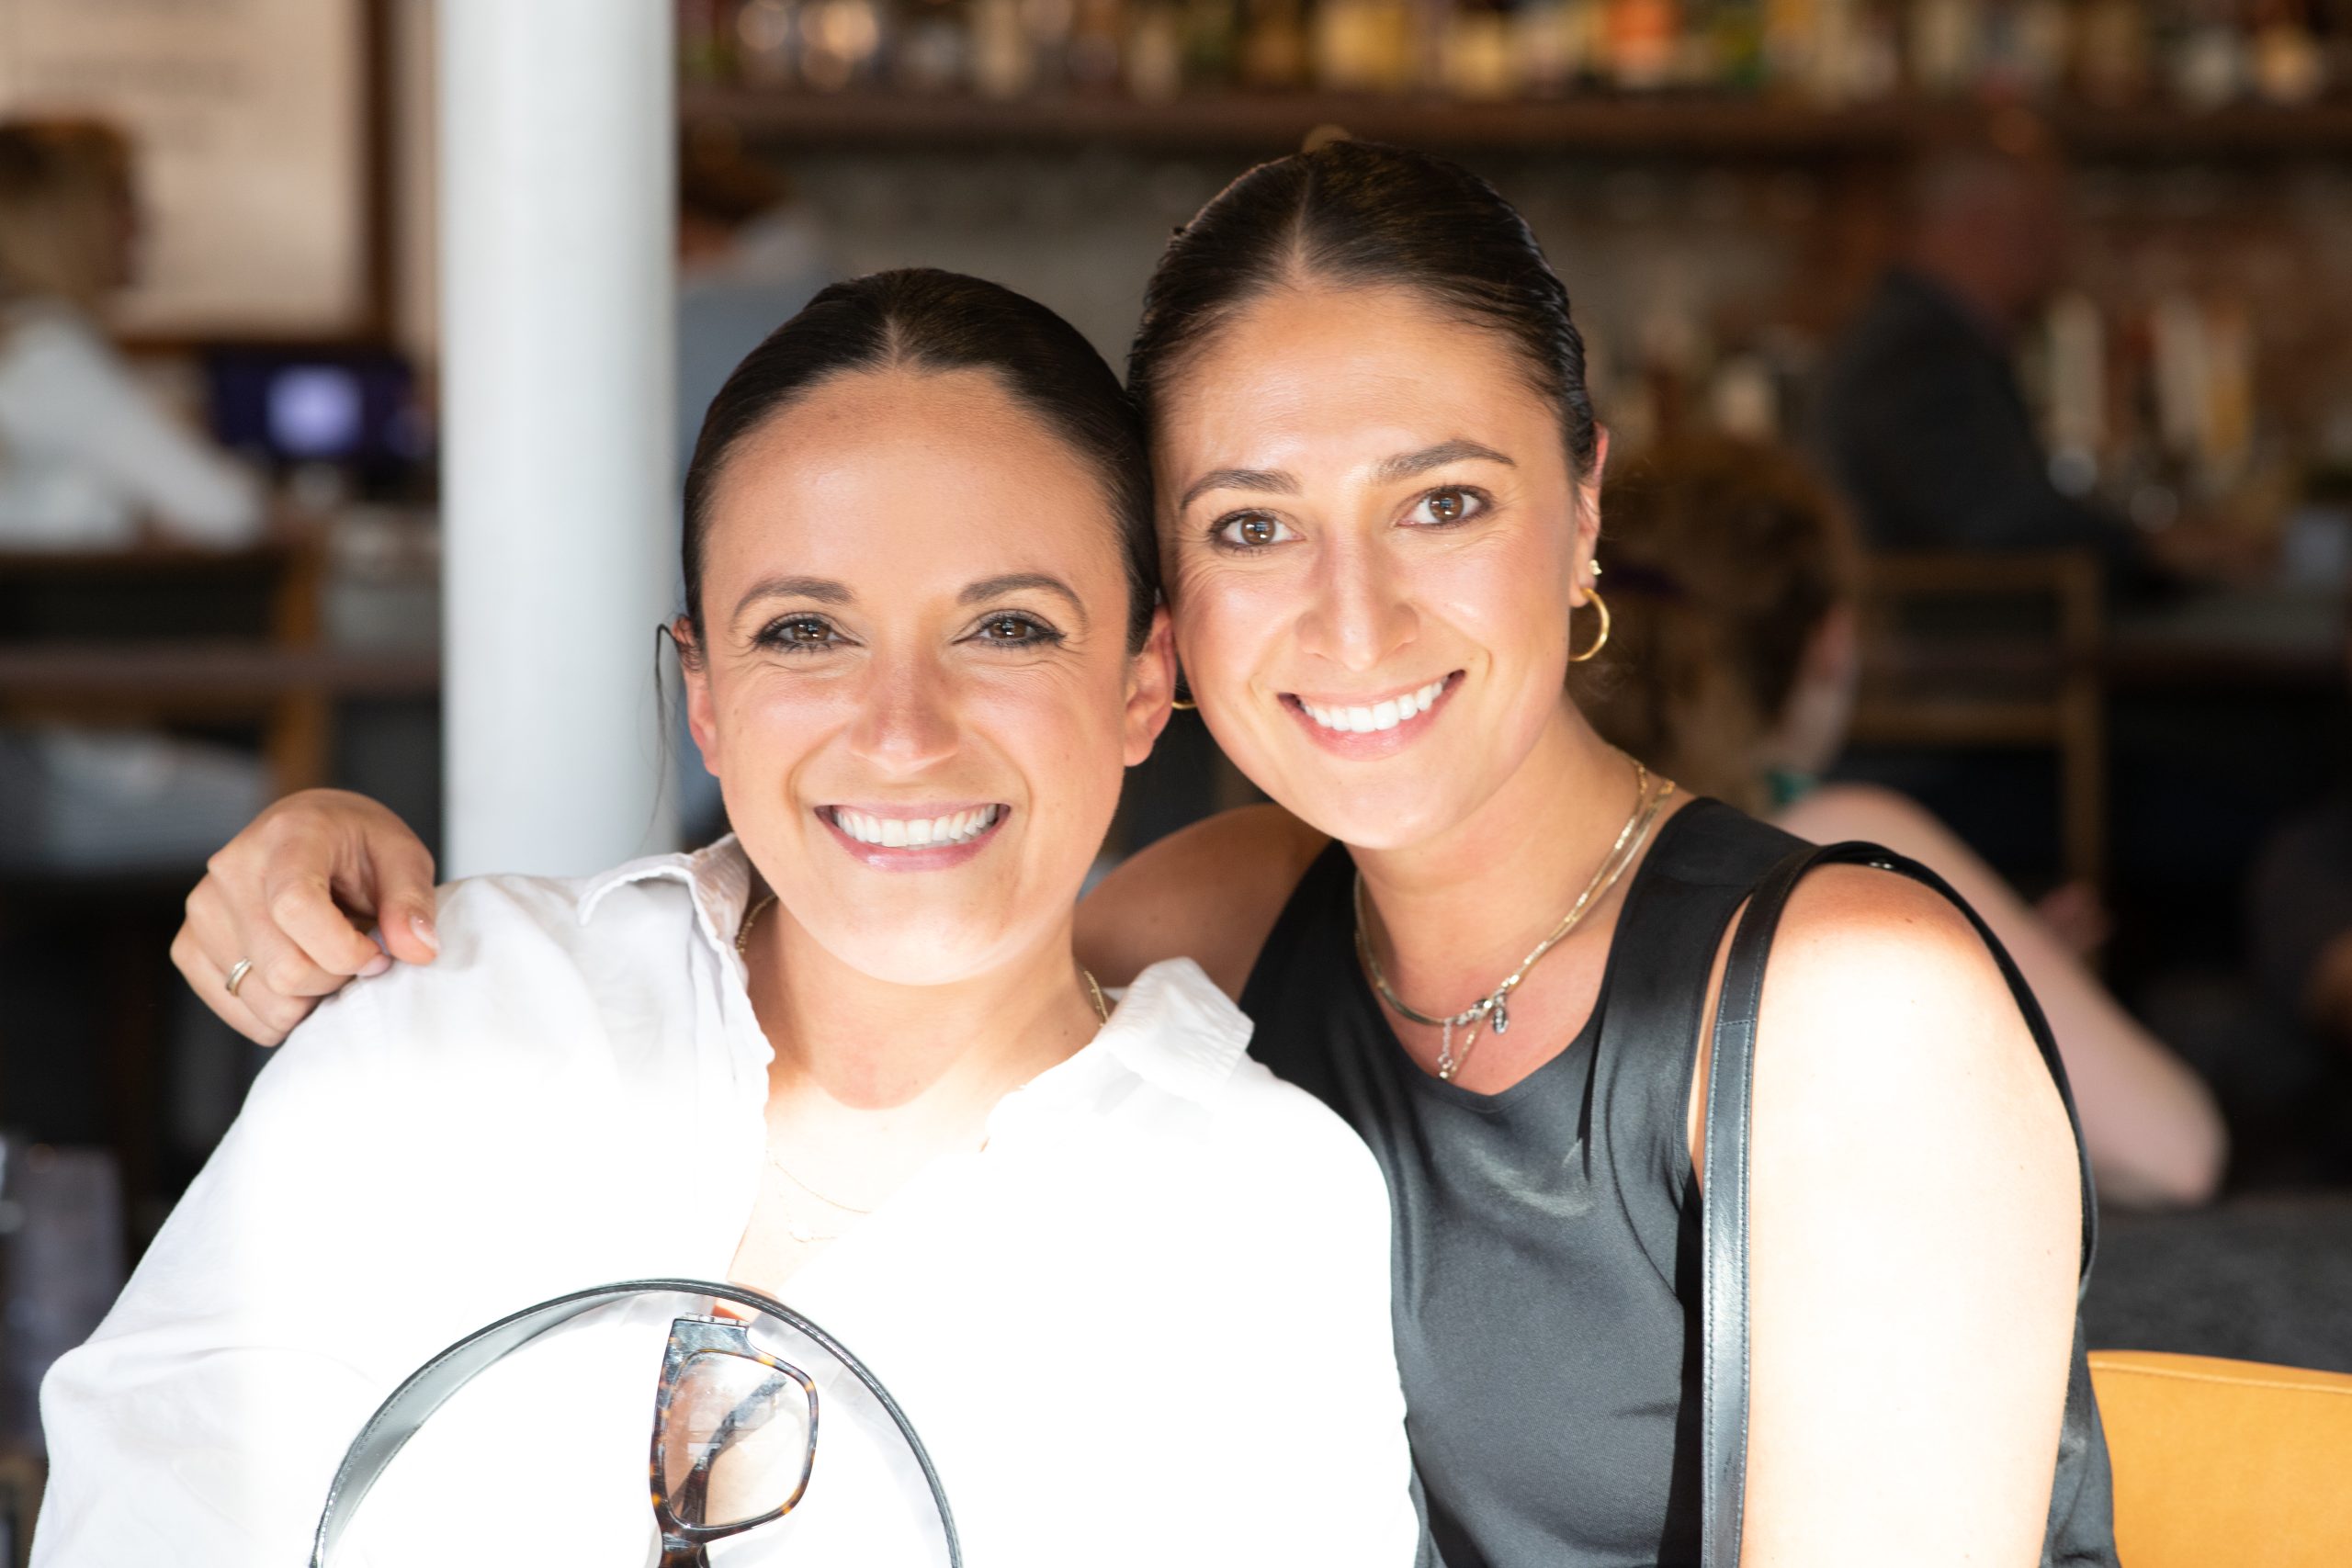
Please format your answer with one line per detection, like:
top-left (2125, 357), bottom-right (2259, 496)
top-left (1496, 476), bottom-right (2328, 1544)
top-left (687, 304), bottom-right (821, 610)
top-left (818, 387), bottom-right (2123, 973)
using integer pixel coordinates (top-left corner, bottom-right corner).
top-left (1777, 784), bottom-right (2226, 1205)
top-left (172, 789), bottom-right (441, 1044)
top-left (1708, 866), bottom-right (2086, 1567)
top-left (1077, 805), bottom-right (1329, 996)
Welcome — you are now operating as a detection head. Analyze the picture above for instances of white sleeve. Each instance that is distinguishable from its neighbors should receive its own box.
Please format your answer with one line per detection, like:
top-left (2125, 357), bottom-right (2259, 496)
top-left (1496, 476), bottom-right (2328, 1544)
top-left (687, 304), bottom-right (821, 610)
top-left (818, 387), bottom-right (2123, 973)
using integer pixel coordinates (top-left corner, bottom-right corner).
top-left (0, 315), bottom-right (264, 545)
top-left (28, 984), bottom-right (437, 1568)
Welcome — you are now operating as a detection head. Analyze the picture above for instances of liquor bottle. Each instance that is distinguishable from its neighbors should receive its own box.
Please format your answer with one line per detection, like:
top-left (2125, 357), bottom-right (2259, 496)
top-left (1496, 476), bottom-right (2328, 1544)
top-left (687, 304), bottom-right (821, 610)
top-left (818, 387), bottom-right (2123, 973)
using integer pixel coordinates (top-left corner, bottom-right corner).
top-left (970, 0), bottom-right (1031, 95)
top-left (736, 0), bottom-right (801, 85)
top-left (894, 0), bottom-right (976, 92)
top-left (1313, 0), bottom-right (1419, 92)
top-left (1129, 0), bottom-right (1186, 96)
top-left (679, 0), bottom-right (738, 82)
top-left (1607, 0), bottom-right (1681, 88)
top-left (2075, 0), bottom-right (2152, 103)
top-left (1069, 0), bottom-right (1130, 88)
top-left (797, 0), bottom-right (888, 89)
top-left (1444, 0), bottom-right (1521, 98)
top-left (1239, 0), bottom-right (1312, 87)
top-left (1514, 0), bottom-right (1590, 95)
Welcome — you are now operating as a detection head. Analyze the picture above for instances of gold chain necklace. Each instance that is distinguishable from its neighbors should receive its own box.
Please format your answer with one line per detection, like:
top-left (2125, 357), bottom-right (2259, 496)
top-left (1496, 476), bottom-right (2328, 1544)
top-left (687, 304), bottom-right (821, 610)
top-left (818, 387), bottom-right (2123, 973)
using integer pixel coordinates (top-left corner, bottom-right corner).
top-left (1355, 756), bottom-right (1675, 1082)
top-left (736, 889), bottom-right (1113, 1240)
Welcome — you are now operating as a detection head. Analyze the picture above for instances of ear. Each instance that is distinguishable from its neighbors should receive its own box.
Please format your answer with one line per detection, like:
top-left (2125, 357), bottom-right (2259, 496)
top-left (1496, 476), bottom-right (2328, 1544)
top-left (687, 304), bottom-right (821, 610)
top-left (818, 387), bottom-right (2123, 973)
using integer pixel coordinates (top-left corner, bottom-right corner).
top-left (1571, 423), bottom-right (1611, 606)
top-left (676, 617), bottom-right (723, 777)
top-left (1123, 605), bottom-right (1178, 768)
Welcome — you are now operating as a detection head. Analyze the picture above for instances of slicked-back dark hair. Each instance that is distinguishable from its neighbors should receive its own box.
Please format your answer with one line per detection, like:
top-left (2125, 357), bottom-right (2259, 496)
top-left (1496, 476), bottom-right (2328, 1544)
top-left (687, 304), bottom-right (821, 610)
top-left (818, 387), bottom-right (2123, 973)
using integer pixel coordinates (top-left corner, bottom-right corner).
top-left (1128, 140), bottom-right (1599, 478)
top-left (682, 267), bottom-right (1158, 650)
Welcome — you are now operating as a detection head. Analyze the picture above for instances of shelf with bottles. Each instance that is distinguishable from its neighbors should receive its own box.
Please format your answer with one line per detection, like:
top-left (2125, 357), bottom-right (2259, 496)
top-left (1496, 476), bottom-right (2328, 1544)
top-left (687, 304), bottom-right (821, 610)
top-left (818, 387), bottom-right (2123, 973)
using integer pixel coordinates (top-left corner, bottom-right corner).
top-left (679, 0), bottom-right (2352, 131)
top-left (682, 83), bottom-right (2352, 154)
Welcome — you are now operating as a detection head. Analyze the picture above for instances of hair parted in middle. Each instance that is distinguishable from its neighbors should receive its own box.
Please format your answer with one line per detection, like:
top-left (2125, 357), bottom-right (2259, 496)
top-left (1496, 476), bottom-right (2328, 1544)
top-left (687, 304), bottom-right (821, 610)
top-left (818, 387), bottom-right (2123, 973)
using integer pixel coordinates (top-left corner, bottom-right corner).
top-left (1126, 138), bottom-right (1600, 479)
top-left (681, 266), bottom-right (1159, 653)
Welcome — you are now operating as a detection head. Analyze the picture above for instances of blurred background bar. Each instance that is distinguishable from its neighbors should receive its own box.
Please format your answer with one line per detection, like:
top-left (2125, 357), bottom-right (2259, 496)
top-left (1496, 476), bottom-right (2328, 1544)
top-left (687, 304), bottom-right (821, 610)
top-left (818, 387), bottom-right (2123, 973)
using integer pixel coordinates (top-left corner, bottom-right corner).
top-left (2, 0), bottom-right (2352, 1543)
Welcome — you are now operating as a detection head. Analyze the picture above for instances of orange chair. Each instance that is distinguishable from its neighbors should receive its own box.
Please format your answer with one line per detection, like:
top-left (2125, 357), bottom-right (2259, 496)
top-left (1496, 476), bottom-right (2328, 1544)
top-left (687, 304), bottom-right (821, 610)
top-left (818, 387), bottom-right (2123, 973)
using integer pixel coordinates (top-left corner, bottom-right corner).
top-left (2088, 1350), bottom-right (2352, 1567)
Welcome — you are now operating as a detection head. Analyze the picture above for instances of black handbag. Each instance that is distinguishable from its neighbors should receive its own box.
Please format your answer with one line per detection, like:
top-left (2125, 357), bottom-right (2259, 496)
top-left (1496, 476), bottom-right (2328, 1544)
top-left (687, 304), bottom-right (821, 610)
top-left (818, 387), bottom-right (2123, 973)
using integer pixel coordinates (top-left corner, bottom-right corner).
top-left (1697, 841), bottom-right (2118, 1568)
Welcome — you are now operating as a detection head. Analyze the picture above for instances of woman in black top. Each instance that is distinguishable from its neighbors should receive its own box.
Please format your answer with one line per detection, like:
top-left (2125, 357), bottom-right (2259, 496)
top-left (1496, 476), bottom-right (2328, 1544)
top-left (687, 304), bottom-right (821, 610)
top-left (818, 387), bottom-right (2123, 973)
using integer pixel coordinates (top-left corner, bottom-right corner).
top-left (176, 142), bottom-right (2113, 1566)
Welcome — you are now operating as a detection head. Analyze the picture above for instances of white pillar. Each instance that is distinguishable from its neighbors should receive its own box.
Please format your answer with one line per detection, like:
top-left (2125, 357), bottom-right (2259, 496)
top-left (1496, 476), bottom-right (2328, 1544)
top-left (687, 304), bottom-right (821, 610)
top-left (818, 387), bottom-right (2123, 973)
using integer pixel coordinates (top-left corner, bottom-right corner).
top-left (439, 0), bottom-right (677, 877)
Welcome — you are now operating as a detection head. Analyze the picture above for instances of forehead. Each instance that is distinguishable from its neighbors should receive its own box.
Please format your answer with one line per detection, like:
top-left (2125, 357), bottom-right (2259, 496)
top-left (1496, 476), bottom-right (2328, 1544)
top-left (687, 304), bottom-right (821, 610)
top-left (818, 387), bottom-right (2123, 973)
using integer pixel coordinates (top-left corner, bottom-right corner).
top-left (702, 366), bottom-right (1120, 580)
top-left (1153, 282), bottom-right (1562, 474)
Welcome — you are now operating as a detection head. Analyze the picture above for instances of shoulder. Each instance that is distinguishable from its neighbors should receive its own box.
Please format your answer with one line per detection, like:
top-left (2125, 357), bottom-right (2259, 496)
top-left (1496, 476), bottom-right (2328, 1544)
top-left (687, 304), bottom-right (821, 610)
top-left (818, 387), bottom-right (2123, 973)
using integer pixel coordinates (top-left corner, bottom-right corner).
top-left (0, 305), bottom-right (115, 399)
top-left (1114, 956), bottom-right (1387, 1215)
top-left (1078, 805), bottom-right (1330, 995)
top-left (317, 864), bottom-right (707, 1071)
top-left (1755, 863), bottom-right (2074, 1173)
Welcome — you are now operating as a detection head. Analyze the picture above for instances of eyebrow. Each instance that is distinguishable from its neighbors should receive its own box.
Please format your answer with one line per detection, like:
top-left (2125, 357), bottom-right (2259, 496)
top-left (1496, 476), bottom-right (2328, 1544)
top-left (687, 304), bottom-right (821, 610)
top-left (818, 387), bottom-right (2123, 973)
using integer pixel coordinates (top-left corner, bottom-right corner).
top-left (1374, 439), bottom-right (1516, 482)
top-left (960, 572), bottom-right (1089, 626)
top-left (734, 574), bottom-right (852, 618)
top-left (1178, 467), bottom-right (1297, 513)
top-left (1177, 439), bottom-right (1516, 513)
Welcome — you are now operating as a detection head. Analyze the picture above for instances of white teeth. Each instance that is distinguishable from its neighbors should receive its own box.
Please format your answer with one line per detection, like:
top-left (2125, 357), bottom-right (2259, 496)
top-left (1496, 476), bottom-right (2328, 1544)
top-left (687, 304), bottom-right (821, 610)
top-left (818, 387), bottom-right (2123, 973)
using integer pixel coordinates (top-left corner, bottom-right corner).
top-left (831, 806), bottom-right (1000, 849)
top-left (1298, 678), bottom-right (1450, 734)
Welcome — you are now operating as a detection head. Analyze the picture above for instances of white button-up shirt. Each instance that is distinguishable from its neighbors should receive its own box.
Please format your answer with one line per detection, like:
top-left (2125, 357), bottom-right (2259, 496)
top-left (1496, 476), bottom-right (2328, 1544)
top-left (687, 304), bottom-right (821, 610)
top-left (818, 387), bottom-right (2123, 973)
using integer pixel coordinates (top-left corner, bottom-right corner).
top-left (36, 841), bottom-right (1417, 1567)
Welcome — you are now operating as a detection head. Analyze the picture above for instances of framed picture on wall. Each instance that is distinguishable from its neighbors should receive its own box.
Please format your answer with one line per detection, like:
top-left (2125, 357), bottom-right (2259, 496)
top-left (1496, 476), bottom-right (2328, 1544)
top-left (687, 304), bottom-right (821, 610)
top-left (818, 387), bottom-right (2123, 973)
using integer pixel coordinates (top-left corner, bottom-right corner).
top-left (0, 0), bottom-right (371, 339)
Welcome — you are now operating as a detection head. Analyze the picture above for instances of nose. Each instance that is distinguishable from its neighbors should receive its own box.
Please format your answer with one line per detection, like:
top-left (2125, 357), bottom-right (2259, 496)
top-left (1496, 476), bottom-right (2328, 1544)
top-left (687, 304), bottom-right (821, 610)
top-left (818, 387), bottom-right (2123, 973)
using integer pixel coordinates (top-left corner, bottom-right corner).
top-left (1295, 533), bottom-right (1418, 673)
top-left (842, 647), bottom-right (960, 774)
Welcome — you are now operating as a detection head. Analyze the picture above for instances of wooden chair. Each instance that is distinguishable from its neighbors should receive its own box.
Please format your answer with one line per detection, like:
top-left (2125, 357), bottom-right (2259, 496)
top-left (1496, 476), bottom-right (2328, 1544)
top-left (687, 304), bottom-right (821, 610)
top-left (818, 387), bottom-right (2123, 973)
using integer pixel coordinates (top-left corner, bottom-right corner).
top-left (2088, 1349), bottom-right (2352, 1566)
top-left (1849, 548), bottom-right (2106, 888)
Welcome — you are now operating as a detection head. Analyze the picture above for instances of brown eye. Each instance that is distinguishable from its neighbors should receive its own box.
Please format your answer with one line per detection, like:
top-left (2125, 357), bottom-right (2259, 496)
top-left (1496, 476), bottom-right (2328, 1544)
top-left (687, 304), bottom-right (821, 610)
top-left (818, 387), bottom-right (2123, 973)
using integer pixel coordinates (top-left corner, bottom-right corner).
top-left (786, 619), bottom-right (831, 644)
top-left (1410, 487), bottom-right (1485, 527)
top-left (972, 613), bottom-right (1064, 648)
top-left (1211, 512), bottom-right (1296, 549)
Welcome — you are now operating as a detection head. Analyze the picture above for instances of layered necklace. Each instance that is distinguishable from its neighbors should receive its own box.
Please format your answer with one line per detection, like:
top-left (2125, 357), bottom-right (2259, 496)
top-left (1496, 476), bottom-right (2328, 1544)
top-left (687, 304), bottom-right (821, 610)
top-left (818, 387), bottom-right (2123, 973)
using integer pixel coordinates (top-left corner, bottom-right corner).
top-left (1355, 754), bottom-right (1675, 1083)
top-left (736, 890), bottom-right (1111, 1242)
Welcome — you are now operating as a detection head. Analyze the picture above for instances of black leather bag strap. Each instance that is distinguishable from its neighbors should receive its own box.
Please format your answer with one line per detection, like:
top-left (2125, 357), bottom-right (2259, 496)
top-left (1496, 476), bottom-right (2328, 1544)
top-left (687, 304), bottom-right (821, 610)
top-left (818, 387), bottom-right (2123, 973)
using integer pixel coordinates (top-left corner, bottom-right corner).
top-left (310, 1277), bottom-right (961, 1567)
top-left (1698, 840), bottom-right (1895, 1568)
top-left (1697, 838), bottom-right (2106, 1568)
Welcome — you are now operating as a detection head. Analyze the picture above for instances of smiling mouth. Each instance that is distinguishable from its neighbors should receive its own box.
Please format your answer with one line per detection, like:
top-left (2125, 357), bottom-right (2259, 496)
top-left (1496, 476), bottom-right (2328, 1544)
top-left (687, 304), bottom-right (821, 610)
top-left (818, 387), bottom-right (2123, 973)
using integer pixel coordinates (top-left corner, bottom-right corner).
top-left (1285, 673), bottom-right (1460, 738)
top-left (822, 804), bottom-right (1004, 850)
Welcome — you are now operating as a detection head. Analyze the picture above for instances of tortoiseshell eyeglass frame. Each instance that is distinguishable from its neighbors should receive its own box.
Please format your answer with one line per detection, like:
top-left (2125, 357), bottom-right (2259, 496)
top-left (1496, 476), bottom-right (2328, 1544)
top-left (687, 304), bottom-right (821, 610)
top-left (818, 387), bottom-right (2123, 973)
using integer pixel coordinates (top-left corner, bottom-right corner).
top-left (650, 1314), bottom-right (820, 1568)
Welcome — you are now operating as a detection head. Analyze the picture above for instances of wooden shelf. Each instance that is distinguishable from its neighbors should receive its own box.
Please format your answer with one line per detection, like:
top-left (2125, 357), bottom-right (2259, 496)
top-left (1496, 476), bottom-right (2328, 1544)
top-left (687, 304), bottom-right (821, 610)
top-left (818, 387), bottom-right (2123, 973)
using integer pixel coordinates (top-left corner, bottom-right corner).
top-left (0, 642), bottom-right (438, 705)
top-left (684, 87), bottom-right (2352, 159)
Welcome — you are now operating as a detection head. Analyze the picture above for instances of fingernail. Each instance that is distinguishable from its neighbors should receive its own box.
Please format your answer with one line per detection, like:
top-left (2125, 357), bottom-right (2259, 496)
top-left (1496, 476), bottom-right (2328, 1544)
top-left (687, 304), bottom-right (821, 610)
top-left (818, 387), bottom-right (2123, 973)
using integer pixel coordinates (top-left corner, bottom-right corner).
top-left (360, 953), bottom-right (392, 977)
top-left (411, 912), bottom-right (440, 953)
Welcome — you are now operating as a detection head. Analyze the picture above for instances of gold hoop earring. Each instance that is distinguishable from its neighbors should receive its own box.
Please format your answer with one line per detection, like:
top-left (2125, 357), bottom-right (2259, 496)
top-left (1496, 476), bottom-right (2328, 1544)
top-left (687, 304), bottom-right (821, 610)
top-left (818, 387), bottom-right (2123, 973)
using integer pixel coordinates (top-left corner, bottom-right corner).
top-left (1170, 671), bottom-right (1197, 711)
top-left (1567, 586), bottom-right (1611, 663)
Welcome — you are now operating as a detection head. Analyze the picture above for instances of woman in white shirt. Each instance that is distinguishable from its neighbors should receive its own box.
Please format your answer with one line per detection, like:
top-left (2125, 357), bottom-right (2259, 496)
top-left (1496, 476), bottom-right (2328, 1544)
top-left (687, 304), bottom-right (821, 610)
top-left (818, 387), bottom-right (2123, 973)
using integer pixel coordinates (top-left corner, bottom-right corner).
top-left (0, 119), bottom-right (261, 548)
top-left (35, 269), bottom-right (1416, 1566)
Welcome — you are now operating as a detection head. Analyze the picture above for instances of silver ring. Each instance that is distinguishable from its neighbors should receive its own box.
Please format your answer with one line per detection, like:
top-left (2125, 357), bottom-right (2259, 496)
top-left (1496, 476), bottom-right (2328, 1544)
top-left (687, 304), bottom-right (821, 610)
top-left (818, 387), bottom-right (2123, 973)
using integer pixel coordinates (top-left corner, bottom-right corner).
top-left (224, 957), bottom-right (255, 998)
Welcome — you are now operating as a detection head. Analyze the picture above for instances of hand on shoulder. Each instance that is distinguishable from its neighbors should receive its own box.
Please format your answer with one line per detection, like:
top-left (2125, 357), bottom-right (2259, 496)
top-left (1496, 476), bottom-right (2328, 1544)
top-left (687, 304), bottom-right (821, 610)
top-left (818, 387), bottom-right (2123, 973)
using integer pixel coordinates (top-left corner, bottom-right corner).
top-left (172, 789), bottom-right (440, 1046)
top-left (1078, 805), bottom-right (1329, 996)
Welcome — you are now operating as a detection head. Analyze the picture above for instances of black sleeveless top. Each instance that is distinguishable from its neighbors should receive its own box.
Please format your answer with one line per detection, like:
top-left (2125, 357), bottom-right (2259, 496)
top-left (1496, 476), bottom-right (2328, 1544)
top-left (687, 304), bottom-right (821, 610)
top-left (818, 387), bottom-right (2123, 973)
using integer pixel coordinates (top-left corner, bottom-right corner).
top-left (1238, 798), bottom-right (2117, 1568)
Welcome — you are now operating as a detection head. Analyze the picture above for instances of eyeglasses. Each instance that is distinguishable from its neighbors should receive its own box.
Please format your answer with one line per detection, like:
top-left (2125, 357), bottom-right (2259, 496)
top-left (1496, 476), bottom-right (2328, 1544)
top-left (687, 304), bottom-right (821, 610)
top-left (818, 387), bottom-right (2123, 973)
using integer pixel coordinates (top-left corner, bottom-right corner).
top-left (650, 1314), bottom-right (820, 1567)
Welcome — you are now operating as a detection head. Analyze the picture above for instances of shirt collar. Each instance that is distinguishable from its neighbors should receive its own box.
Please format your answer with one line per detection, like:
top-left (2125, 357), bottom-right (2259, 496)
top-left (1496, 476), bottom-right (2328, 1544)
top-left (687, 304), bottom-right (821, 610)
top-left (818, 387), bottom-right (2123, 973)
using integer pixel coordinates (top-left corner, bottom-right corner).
top-left (577, 835), bottom-right (754, 960)
top-left (580, 840), bottom-right (1255, 1111)
top-left (1085, 957), bottom-right (1255, 1108)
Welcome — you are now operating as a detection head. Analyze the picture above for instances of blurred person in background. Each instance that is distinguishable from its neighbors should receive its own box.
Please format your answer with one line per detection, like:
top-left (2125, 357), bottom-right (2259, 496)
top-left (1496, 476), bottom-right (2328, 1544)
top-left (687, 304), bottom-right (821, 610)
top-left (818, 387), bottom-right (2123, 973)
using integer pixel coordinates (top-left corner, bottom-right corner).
top-left (1582, 436), bottom-right (2228, 1207)
top-left (1814, 118), bottom-right (2145, 576)
top-left (0, 118), bottom-right (262, 550)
